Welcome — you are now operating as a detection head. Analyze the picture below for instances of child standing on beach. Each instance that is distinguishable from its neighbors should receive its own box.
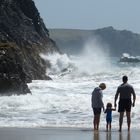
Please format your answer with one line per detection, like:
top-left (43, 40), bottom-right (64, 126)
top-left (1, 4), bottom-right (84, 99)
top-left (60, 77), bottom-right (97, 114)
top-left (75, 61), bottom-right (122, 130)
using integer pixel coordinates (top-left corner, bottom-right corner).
top-left (104, 103), bottom-right (116, 131)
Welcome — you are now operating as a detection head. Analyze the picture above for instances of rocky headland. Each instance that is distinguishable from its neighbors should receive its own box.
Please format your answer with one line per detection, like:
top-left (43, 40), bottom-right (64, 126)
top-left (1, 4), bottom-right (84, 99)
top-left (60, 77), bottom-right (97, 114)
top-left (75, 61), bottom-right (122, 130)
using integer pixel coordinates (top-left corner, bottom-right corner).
top-left (49, 27), bottom-right (140, 57)
top-left (0, 0), bottom-right (59, 95)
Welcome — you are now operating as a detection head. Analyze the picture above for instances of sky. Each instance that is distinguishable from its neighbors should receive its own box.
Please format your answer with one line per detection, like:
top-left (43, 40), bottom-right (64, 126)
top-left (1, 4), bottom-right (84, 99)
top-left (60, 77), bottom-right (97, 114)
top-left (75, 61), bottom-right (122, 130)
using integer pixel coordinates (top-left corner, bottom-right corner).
top-left (34, 0), bottom-right (140, 33)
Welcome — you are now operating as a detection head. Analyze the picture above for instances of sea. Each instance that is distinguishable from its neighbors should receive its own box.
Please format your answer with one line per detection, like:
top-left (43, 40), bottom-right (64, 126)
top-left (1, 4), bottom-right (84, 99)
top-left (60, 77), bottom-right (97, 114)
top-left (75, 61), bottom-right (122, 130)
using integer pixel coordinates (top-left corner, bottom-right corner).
top-left (0, 44), bottom-right (140, 130)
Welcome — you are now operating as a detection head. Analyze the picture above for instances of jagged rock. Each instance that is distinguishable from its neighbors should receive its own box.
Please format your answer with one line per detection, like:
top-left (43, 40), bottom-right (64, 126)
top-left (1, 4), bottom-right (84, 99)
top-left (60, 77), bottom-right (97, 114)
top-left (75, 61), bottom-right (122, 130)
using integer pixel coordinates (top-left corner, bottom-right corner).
top-left (0, 0), bottom-right (59, 95)
top-left (119, 53), bottom-right (140, 63)
top-left (0, 42), bottom-right (31, 95)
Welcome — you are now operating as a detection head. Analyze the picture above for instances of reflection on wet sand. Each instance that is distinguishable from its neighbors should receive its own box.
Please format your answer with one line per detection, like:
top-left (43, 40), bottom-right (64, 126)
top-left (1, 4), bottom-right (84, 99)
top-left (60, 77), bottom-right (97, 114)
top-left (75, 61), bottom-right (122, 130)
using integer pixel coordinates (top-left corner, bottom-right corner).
top-left (93, 131), bottom-right (100, 140)
top-left (106, 132), bottom-right (111, 140)
top-left (93, 131), bottom-right (131, 140)
top-left (119, 132), bottom-right (131, 140)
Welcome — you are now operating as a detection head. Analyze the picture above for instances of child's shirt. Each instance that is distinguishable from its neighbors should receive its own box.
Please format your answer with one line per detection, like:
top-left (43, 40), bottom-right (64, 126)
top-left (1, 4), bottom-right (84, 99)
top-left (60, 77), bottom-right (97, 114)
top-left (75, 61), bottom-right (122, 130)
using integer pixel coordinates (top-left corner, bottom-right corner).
top-left (105, 108), bottom-right (112, 119)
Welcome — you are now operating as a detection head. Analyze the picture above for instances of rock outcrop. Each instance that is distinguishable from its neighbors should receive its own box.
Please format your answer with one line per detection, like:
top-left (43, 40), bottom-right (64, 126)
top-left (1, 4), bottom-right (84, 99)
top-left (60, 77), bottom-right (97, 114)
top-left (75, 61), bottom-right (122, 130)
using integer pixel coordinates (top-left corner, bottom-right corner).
top-left (119, 53), bottom-right (140, 63)
top-left (0, 0), bottom-right (59, 95)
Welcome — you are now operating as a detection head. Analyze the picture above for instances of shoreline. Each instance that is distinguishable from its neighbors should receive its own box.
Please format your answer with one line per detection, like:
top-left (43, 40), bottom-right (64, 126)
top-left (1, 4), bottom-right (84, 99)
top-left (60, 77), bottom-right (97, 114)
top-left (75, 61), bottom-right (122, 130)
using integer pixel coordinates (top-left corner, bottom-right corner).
top-left (0, 127), bottom-right (139, 140)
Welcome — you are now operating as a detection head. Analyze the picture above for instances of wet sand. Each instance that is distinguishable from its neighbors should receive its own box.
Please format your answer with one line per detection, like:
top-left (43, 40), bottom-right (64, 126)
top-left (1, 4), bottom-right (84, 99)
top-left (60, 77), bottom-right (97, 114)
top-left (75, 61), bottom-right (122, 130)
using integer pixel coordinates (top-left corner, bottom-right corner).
top-left (0, 127), bottom-right (139, 140)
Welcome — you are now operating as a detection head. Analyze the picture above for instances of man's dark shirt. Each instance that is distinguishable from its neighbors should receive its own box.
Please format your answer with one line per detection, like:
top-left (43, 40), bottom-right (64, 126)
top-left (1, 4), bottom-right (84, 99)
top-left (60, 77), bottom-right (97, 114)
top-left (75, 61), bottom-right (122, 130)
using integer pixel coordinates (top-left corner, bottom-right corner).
top-left (115, 83), bottom-right (136, 100)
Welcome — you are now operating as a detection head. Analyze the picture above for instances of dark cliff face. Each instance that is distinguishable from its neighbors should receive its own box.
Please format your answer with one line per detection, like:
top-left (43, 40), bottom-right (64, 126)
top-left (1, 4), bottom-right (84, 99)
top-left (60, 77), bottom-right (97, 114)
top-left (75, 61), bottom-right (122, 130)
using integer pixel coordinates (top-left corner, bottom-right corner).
top-left (0, 0), bottom-right (57, 46)
top-left (0, 0), bottom-right (59, 94)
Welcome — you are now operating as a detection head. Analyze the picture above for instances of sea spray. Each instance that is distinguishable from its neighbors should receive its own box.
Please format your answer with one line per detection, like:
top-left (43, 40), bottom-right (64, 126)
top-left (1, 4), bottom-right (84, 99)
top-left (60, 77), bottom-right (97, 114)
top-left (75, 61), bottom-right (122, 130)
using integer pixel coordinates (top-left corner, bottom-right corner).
top-left (40, 53), bottom-right (75, 75)
top-left (72, 39), bottom-right (111, 75)
top-left (41, 39), bottom-right (112, 77)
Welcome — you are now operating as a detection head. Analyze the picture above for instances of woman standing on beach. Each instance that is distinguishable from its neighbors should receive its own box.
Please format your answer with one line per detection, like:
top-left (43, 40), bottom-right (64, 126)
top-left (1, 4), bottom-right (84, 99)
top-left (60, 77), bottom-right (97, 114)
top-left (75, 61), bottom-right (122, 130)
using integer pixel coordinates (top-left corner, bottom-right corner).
top-left (91, 83), bottom-right (106, 131)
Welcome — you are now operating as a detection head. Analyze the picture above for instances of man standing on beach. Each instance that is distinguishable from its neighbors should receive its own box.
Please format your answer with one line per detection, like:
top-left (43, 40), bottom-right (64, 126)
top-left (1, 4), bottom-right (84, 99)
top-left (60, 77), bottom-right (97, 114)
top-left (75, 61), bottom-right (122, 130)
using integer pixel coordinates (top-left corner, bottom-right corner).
top-left (91, 83), bottom-right (106, 131)
top-left (114, 76), bottom-right (136, 132)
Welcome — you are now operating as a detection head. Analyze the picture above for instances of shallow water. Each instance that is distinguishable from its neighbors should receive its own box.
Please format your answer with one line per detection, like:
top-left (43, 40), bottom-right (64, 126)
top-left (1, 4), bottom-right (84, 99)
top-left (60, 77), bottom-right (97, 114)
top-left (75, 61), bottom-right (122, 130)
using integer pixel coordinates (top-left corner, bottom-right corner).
top-left (0, 53), bottom-right (139, 130)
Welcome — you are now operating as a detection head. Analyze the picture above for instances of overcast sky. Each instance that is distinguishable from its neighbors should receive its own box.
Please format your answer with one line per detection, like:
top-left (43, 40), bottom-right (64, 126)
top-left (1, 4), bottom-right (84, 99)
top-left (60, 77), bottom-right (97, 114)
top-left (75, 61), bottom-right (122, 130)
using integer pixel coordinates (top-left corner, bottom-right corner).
top-left (34, 0), bottom-right (140, 33)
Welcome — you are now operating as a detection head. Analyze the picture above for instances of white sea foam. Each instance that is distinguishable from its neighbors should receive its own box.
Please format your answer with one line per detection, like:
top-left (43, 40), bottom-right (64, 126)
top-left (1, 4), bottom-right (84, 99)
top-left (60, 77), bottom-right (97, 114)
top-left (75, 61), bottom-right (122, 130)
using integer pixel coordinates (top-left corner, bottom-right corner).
top-left (41, 39), bottom-right (112, 78)
top-left (74, 39), bottom-right (111, 74)
top-left (40, 53), bottom-right (74, 75)
top-left (0, 43), bottom-right (140, 129)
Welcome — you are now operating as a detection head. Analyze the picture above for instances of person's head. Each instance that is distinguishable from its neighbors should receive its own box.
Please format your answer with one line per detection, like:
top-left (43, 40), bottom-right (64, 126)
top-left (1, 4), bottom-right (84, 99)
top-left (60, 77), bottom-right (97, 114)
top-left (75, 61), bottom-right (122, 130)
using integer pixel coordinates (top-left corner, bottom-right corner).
top-left (122, 75), bottom-right (128, 83)
top-left (99, 83), bottom-right (106, 90)
top-left (106, 102), bottom-right (112, 109)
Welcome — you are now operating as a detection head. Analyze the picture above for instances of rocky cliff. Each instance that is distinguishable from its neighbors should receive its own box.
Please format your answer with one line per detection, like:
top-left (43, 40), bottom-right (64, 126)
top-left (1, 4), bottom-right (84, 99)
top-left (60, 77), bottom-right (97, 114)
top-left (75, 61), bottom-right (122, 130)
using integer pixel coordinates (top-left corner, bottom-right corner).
top-left (0, 0), bottom-right (59, 95)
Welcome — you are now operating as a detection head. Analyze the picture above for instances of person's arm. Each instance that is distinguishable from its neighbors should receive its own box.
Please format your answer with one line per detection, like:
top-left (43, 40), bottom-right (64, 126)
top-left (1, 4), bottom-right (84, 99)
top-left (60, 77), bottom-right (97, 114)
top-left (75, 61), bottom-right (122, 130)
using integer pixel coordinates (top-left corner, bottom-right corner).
top-left (111, 108), bottom-right (116, 111)
top-left (102, 105), bottom-right (105, 112)
top-left (114, 87), bottom-right (119, 107)
top-left (104, 109), bottom-right (107, 113)
top-left (131, 87), bottom-right (136, 107)
top-left (99, 90), bottom-right (104, 111)
top-left (91, 90), bottom-right (94, 108)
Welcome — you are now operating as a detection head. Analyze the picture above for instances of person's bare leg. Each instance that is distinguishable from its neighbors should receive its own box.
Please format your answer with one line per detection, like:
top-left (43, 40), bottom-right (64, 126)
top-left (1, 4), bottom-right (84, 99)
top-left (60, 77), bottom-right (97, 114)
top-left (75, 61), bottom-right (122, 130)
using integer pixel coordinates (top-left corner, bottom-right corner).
top-left (93, 116), bottom-right (96, 130)
top-left (106, 123), bottom-right (108, 131)
top-left (109, 123), bottom-right (111, 131)
top-left (119, 112), bottom-right (124, 132)
top-left (93, 115), bottom-right (97, 130)
top-left (96, 114), bottom-right (100, 130)
top-left (126, 111), bottom-right (131, 131)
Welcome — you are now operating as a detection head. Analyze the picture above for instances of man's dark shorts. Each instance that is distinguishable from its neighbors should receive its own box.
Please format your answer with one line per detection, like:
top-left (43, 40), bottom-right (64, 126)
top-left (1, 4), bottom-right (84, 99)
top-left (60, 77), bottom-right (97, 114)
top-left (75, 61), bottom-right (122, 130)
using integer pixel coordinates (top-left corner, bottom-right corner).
top-left (118, 99), bottom-right (132, 112)
top-left (93, 108), bottom-right (101, 115)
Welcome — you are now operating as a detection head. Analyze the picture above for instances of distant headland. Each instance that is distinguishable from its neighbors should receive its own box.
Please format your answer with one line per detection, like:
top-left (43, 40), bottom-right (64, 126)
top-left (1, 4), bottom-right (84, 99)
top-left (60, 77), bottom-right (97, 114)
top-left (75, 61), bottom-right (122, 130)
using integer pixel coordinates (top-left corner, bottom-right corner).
top-left (49, 27), bottom-right (140, 57)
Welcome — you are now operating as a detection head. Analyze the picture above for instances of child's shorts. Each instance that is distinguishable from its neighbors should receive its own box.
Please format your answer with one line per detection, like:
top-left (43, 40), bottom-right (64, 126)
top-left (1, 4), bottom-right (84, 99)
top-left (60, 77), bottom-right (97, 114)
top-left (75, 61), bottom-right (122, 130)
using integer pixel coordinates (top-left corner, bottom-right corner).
top-left (106, 118), bottom-right (112, 123)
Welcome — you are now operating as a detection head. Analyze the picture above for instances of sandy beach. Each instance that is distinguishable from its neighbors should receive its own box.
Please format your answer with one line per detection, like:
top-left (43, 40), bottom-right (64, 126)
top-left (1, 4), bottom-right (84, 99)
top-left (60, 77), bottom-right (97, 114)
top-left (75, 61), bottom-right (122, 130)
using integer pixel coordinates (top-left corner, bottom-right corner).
top-left (0, 127), bottom-right (139, 140)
